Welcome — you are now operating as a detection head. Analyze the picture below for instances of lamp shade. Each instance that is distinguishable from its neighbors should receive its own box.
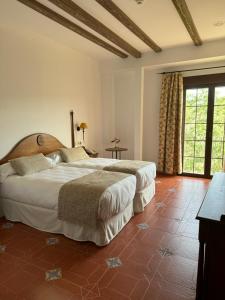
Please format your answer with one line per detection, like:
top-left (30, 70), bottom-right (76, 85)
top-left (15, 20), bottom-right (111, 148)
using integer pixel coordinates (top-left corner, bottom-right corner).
top-left (79, 122), bottom-right (88, 129)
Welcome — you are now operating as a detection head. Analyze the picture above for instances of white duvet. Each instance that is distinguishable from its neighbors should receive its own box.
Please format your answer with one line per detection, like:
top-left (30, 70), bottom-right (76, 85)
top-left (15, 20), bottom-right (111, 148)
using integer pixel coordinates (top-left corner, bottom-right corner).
top-left (0, 166), bottom-right (136, 221)
top-left (61, 158), bottom-right (156, 192)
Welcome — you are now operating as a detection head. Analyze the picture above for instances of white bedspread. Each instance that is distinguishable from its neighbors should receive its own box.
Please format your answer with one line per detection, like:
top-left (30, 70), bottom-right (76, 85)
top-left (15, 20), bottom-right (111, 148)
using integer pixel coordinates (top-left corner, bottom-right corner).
top-left (0, 166), bottom-right (136, 221)
top-left (61, 158), bottom-right (156, 192)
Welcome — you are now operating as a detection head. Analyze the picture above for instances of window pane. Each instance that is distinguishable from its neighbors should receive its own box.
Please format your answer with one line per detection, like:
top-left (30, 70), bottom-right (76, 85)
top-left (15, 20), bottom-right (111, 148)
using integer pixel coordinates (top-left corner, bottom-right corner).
top-left (215, 87), bottom-right (225, 105)
top-left (195, 141), bottom-right (205, 157)
top-left (194, 158), bottom-right (204, 174)
top-left (185, 107), bottom-right (196, 123)
top-left (211, 159), bottom-right (223, 175)
top-left (186, 89), bottom-right (197, 106)
top-left (184, 141), bottom-right (194, 157)
top-left (183, 157), bottom-right (194, 173)
top-left (212, 124), bottom-right (224, 141)
top-left (212, 142), bottom-right (223, 158)
top-left (184, 124), bottom-right (195, 140)
top-left (197, 88), bottom-right (208, 106)
top-left (213, 106), bottom-right (225, 123)
top-left (195, 124), bottom-right (206, 140)
top-left (196, 106), bottom-right (207, 123)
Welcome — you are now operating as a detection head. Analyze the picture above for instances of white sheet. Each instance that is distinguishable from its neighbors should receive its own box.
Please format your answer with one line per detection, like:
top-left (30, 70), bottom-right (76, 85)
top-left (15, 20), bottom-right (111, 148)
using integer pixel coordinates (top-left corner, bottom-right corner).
top-left (60, 158), bottom-right (156, 192)
top-left (0, 166), bottom-right (136, 221)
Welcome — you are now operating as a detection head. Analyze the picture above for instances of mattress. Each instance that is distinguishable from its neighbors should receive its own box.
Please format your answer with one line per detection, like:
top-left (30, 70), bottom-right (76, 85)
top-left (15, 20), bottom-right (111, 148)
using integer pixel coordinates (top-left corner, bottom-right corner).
top-left (60, 158), bottom-right (156, 192)
top-left (0, 165), bottom-right (136, 221)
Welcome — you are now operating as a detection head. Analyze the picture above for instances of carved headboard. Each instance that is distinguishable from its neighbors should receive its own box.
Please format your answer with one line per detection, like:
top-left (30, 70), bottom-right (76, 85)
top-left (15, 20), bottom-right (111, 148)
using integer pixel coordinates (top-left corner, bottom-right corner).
top-left (0, 133), bottom-right (66, 165)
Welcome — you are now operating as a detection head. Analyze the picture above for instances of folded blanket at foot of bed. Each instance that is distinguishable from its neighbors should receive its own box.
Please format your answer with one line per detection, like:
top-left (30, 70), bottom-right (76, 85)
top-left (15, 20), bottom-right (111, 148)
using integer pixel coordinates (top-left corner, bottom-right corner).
top-left (103, 160), bottom-right (150, 175)
top-left (58, 170), bottom-right (133, 227)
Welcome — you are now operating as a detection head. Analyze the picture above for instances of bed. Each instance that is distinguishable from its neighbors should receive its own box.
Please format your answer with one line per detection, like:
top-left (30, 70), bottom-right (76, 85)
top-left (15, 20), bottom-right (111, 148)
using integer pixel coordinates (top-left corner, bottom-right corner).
top-left (60, 157), bottom-right (156, 213)
top-left (0, 134), bottom-right (136, 246)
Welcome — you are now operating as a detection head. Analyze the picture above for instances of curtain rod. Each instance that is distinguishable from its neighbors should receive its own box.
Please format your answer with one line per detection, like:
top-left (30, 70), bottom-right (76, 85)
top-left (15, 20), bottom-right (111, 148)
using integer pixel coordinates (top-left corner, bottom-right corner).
top-left (158, 65), bottom-right (225, 74)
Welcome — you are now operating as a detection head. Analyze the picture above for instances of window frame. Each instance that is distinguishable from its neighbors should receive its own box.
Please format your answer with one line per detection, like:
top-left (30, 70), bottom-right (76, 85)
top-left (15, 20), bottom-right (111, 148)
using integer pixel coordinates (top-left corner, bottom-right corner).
top-left (182, 73), bottom-right (225, 178)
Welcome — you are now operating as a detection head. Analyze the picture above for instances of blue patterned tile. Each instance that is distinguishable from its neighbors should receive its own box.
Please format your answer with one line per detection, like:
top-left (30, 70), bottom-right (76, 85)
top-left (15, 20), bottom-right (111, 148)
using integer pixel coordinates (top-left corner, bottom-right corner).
top-left (0, 245), bottom-right (6, 254)
top-left (46, 237), bottom-right (59, 246)
top-left (45, 268), bottom-right (62, 281)
top-left (2, 222), bottom-right (14, 229)
top-left (156, 202), bottom-right (165, 208)
top-left (106, 257), bottom-right (122, 269)
top-left (137, 223), bottom-right (149, 230)
top-left (159, 247), bottom-right (174, 257)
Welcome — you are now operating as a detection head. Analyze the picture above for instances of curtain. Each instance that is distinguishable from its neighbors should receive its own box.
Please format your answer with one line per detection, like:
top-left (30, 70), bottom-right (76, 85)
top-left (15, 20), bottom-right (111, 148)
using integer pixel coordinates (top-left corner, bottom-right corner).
top-left (158, 72), bottom-right (183, 175)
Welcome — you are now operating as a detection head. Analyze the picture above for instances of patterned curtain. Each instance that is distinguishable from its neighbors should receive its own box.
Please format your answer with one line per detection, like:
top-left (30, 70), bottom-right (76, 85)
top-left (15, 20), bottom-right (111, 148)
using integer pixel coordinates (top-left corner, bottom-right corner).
top-left (158, 73), bottom-right (183, 175)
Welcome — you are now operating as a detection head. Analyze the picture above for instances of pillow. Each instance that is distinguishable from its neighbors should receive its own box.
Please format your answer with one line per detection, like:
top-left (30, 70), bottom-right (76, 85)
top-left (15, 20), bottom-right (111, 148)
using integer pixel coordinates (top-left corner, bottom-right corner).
top-left (45, 157), bottom-right (57, 168)
top-left (46, 151), bottom-right (62, 164)
top-left (60, 147), bottom-right (89, 163)
top-left (0, 162), bottom-right (16, 183)
top-left (10, 153), bottom-right (52, 176)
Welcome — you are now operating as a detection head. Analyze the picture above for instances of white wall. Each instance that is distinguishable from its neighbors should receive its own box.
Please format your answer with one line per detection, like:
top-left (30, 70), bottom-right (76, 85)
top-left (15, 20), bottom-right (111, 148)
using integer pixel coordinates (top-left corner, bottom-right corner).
top-left (0, 26), bottom-right (103, 158)
top-left (100, 38), bottom-right (225, 166)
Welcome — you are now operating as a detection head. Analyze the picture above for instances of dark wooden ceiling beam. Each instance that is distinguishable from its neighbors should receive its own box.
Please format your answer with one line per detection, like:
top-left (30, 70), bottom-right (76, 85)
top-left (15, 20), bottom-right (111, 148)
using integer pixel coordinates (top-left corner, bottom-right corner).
top-left (171, 0), bottom-right (202, 46)
top-left (17, 0), bottom-right (128, 58)
top-left (48, 0), bottom-right (141, 58)
top-left (96, 0), bottom-right (161, 53)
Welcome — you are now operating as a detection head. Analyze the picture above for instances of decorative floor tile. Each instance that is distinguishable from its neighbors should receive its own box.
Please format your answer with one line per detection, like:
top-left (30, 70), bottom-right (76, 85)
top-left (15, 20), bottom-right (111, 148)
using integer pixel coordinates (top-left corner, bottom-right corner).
top-left (0, 175), bottom-right (210, 299)
top-left (106, 257), bottom-right (122, 269)
top-left (156, 202), bottom-right (165, 208)
top-left (45, 268), bottom-right (62, 281)
top-left (0, 244), bottom-right (6, 253)
top-left (2, 222), bottom-right (14, 229)
top-left (159, 247), bottom-right (174, 257)
top-left (46, 237), bottom-right (59, 246)
top-left (137, 223), bottom-right (149, 230)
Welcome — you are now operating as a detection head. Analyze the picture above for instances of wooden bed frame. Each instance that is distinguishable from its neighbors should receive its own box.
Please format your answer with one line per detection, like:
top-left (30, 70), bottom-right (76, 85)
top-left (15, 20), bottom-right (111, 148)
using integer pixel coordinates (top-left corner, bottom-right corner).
top-left (0, 133), bottom-right (66, 165)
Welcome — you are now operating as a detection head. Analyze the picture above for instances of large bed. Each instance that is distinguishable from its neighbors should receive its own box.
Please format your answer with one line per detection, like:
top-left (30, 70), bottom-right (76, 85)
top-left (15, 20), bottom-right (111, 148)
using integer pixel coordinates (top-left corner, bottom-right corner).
top-left (61, 157), bottom-right (156, 213)
top-left (0, 134), bottom-right (136, 246)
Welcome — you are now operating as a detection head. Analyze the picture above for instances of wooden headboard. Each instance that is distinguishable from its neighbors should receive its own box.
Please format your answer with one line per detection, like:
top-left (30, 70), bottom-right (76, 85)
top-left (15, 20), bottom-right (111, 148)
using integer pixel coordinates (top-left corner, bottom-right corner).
top-left (0, 133), bottom-right (66, 165)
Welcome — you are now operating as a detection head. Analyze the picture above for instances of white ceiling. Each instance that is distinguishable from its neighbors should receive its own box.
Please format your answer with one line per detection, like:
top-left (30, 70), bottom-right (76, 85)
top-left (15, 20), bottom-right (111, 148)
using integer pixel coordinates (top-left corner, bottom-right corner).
top-left (1, 0), bottom-right (225, 60)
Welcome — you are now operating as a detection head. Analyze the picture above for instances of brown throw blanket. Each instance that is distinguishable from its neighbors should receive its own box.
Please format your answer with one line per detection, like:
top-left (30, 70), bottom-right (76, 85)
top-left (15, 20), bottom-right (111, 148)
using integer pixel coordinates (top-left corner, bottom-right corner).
top-left (103, 160), bottom-right (150, 175)
top-left (58, 170), bottom-right (130, 227)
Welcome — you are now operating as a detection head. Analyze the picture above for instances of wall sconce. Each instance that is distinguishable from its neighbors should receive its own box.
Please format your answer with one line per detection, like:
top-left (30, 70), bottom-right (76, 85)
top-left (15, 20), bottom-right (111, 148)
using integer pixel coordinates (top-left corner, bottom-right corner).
top-left (77, 122), bottom-right (88, 141)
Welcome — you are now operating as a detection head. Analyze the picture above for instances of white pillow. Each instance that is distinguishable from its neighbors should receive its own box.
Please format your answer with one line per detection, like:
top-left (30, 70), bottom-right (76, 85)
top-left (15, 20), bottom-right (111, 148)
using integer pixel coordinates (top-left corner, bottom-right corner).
top-left (46, 157), bottom-right (57, 168)
top-left (10, 153), bottom-right (52, 176)
top-left (60, 147), bottom-right (89, 163)
top-left (0, 162), bottom-right (16, 183)
top-left (46, 151), bottom-right (62, 164)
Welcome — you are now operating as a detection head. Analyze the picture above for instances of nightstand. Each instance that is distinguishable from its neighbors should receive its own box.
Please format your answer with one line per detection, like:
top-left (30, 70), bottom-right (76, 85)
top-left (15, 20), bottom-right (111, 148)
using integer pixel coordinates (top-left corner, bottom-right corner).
top-left (88, 152), bottom-right (98, 158)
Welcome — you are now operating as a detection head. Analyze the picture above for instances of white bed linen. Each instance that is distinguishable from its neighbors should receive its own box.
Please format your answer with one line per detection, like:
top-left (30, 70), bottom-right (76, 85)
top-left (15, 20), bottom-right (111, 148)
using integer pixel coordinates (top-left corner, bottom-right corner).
top-left (1, 197), bottom-right (134, 246)
top-left (60, 158), bottom-right (156, 192)
top-left (0, 166), bottom-right (136, 221)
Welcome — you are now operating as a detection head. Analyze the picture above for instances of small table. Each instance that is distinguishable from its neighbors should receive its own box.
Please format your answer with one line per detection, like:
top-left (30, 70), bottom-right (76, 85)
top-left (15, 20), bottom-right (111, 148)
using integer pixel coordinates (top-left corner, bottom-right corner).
top-left (105, 147), bottom-right (128, 159)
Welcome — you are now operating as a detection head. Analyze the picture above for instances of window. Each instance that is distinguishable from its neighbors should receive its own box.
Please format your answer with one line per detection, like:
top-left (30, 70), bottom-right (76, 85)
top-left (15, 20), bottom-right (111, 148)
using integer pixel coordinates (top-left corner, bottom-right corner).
top-left (182, 74), bottom-right (225, 177)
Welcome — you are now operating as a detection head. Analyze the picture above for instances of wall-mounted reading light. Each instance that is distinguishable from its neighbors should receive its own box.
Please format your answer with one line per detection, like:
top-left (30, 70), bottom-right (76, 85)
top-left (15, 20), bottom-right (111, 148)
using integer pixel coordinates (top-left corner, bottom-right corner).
top-left (77, 122), bottom-right (88, 141)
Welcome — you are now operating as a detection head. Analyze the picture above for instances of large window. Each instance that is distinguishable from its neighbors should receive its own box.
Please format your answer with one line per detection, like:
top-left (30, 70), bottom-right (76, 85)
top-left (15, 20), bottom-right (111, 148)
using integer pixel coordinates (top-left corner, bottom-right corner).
top-left (182, 74), bottom-right (225, 177)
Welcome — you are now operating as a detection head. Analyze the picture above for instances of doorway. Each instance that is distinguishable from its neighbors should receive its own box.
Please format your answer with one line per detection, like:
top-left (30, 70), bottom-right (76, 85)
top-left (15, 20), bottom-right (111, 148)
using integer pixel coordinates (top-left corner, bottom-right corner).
top-left (182, 73), bottom-right (225, 177)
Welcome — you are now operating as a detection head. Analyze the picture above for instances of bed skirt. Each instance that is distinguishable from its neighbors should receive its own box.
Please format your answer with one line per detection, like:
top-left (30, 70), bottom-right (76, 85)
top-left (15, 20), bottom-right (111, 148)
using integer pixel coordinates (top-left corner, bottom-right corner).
top-left (1, 198), bottom-right (134, 246)
top-left (134, 180), bottom-right (155, 213)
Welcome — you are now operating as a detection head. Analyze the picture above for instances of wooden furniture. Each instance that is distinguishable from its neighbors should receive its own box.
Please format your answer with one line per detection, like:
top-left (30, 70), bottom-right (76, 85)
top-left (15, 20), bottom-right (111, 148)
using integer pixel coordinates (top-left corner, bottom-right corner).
top-left (105, 147), bottom-right (128, 159)
top-left (83, 147), bottom-right (98, 158)
top-left (196, 172), bottom-right (225, 300)
top-left (0, 133), bottom-right (65, 165)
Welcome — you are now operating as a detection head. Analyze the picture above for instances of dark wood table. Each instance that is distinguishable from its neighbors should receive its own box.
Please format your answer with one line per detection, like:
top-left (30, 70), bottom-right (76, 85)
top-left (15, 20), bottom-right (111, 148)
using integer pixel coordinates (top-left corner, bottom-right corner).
top-left (196, 172), bottom-right (225, 300)
top-left (105, 147), bottom-right (128, 159)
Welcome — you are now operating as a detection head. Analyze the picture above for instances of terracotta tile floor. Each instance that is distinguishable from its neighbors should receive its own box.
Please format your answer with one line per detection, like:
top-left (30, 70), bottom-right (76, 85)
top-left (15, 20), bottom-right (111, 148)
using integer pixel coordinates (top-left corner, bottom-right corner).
top-left (0, 175), bottom-right (209, 300)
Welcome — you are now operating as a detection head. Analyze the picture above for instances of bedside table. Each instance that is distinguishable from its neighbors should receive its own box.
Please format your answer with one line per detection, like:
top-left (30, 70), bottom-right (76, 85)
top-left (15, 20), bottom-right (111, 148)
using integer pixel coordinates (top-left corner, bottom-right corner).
top-left (88, 152), bottom-right (98, 158)
top-left (83, 147), bottom-right (98, 158)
